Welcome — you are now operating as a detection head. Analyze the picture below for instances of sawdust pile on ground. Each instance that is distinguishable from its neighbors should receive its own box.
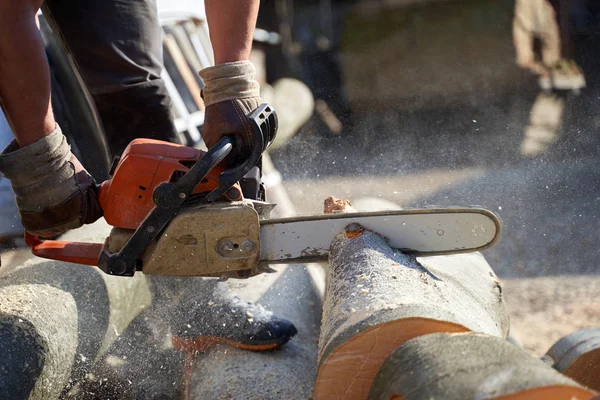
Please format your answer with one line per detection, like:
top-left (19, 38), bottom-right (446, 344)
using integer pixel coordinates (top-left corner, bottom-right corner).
top-left (503, 275), bottom-right (600, 356)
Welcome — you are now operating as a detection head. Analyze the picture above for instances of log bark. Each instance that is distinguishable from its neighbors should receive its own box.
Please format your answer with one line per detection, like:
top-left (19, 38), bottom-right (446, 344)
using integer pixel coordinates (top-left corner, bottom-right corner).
top-left (368, 332), bottom-right (597, 400)
top-left (314, 226), bottom-right (509, 399)
top-left (261, 78), bottom-right (314, 150)
top-left (0, 221), bottom-right (151, 399)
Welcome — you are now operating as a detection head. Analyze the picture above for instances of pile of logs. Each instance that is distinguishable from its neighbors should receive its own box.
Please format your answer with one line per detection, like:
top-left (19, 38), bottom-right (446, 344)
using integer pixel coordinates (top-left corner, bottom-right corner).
top-left (315, 224), bottom-right (596, 399)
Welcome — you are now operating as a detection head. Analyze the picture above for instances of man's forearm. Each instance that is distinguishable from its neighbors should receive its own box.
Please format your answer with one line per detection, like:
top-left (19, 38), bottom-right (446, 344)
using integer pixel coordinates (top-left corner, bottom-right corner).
top-left (205, 0), bottom-right (260, 64)
top-left (0, 3), bottom-right (55, 146)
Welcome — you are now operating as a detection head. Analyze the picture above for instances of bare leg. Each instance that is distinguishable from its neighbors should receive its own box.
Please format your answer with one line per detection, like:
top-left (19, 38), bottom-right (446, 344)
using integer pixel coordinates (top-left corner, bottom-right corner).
top-left (0, 1), bottom-right (55, 146)
top-left (205, 0), bottom-right (260, 64)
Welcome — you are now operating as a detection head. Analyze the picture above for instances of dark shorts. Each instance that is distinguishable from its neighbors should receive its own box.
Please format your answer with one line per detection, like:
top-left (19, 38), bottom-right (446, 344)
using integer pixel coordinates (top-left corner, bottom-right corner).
top-left (42, 0), bottom-right (180, 156)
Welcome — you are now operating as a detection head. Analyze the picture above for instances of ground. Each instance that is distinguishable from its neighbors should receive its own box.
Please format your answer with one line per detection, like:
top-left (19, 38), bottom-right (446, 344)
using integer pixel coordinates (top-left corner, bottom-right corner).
top-left (503, 276), bottom-right (600, 355)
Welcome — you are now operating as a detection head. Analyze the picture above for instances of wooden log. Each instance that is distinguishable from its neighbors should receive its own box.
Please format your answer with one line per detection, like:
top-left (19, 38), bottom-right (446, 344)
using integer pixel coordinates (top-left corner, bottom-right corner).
top-left (368, 332), bottom-right (597, 400)
top-left (58, 267), bottom-right (319, 400)
top-left (545, 329), bottom-right (600, 392)
top-left (0, 221), bottom-right (151, 399)
top-left (314, 226), bottom-right (510, 399)
top-left (0, 284), bottom-right (77, 399)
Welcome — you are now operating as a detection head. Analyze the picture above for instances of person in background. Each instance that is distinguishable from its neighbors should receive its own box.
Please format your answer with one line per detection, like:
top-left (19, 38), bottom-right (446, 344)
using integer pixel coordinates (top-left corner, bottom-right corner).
top-left (513, 0), bottom-right (586, 156)
top-left (513, 0), bottom-right (585, 91)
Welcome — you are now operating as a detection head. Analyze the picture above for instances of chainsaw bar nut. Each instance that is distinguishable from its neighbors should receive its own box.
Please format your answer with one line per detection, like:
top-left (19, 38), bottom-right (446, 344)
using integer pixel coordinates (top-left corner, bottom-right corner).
top-left (218, 239), bottom-right (257, 257)
top-left (220, 240), bottom-right (235, 253)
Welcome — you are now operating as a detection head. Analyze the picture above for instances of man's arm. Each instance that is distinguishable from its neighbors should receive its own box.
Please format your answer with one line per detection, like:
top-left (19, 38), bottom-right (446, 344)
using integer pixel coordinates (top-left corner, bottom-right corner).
top-left (200, 0), bottom-right (273, 165)
top-left (0, 1), bottom-right (56, 146)
top-left (0, 1), bottom-right (102, 237)
top-left (205, 0), bottom-right (260, 64)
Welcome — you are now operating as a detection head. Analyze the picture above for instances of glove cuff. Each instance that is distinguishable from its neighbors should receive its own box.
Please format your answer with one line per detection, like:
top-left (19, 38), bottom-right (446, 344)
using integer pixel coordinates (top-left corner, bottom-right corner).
top-left (0, 125), bottom-right (78, 211)
top-left (0, 125), bottom-right (71, 184)
top-left (199, 61), bottom-right (261, 107)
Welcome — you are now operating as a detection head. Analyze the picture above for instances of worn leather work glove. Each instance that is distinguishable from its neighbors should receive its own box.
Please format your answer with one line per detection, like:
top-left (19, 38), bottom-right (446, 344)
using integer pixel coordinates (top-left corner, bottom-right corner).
top-left (199, 61), bottom-right (268, 166)
top-left (0, 125), bottom-right (103, 237)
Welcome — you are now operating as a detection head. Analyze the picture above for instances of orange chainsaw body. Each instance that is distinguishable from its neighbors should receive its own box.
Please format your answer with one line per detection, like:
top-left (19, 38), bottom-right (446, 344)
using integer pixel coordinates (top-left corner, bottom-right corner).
top-left (99, 139), bottom-right (224, 230)
top-left (26, 139), bottom-right (226, 266)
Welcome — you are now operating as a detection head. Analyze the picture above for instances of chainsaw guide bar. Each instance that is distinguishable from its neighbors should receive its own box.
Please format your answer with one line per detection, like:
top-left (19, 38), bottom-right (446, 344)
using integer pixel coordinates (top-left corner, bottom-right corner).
top-left (260, 207), bottom-right (501, 264)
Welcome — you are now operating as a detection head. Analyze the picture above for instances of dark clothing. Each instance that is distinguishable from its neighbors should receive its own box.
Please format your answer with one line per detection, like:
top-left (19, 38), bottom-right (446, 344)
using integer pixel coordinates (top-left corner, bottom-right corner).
top-left (41, 0), bottom-right (180, 157)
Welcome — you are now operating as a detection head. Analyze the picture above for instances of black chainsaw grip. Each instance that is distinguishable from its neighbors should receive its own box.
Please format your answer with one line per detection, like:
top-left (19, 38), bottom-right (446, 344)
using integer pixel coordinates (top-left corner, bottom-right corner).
top-left (205, 104), bottom-right (277, 202)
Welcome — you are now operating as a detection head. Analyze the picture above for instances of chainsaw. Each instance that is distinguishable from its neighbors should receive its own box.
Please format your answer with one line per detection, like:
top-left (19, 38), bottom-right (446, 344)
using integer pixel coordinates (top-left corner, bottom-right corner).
top-left (26, 104), bottom-right (502, 279)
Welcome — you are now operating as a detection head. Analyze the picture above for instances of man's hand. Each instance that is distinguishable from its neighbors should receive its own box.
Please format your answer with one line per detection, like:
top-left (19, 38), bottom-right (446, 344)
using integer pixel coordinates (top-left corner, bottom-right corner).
top-left (0, 125), bottom-right (103, 237)
top-left (199, 61), bottom-right (267, 166)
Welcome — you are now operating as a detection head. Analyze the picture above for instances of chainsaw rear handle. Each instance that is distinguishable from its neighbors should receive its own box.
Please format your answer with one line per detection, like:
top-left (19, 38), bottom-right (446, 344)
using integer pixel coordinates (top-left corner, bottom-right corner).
top-left (27, 103), bottom-right (277, 276)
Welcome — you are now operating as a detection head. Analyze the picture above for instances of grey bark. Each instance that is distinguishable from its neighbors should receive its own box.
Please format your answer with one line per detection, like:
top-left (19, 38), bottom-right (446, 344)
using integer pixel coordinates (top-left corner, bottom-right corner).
top-left (262, 78), bottom-right (314, 150)
top-left (0, 221), bottom-right (151, 399)
top-left (315, 227), bottom-right (509, 399)
top-left (368, 332), bottom-right (596, 400)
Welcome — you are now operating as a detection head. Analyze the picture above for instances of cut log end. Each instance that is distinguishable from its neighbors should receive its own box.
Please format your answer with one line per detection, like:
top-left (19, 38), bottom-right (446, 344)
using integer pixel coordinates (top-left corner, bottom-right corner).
top-left (546, 329), bottom-right (600, 392)
top-left (565, 348), bottom-right (600, 393)
top-left (0, 284), bottom-right (78, 399)
top-left (315, 318), bottom-right (469, 399)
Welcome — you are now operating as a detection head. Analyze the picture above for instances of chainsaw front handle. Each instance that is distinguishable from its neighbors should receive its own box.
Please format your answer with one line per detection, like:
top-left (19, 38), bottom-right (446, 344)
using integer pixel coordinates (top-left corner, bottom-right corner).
top-left (205, 104), bottom-right (277, 202)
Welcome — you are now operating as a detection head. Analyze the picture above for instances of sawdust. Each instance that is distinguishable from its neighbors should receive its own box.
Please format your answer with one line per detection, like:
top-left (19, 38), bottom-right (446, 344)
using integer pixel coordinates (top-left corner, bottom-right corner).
top-left (323, 196), bottom-right (353, 214)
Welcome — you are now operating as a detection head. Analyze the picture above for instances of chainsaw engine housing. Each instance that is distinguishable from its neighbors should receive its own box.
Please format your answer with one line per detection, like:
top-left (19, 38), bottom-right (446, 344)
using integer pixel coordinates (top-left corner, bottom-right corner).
top-left (98, 139), bottom-right (226, 230)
